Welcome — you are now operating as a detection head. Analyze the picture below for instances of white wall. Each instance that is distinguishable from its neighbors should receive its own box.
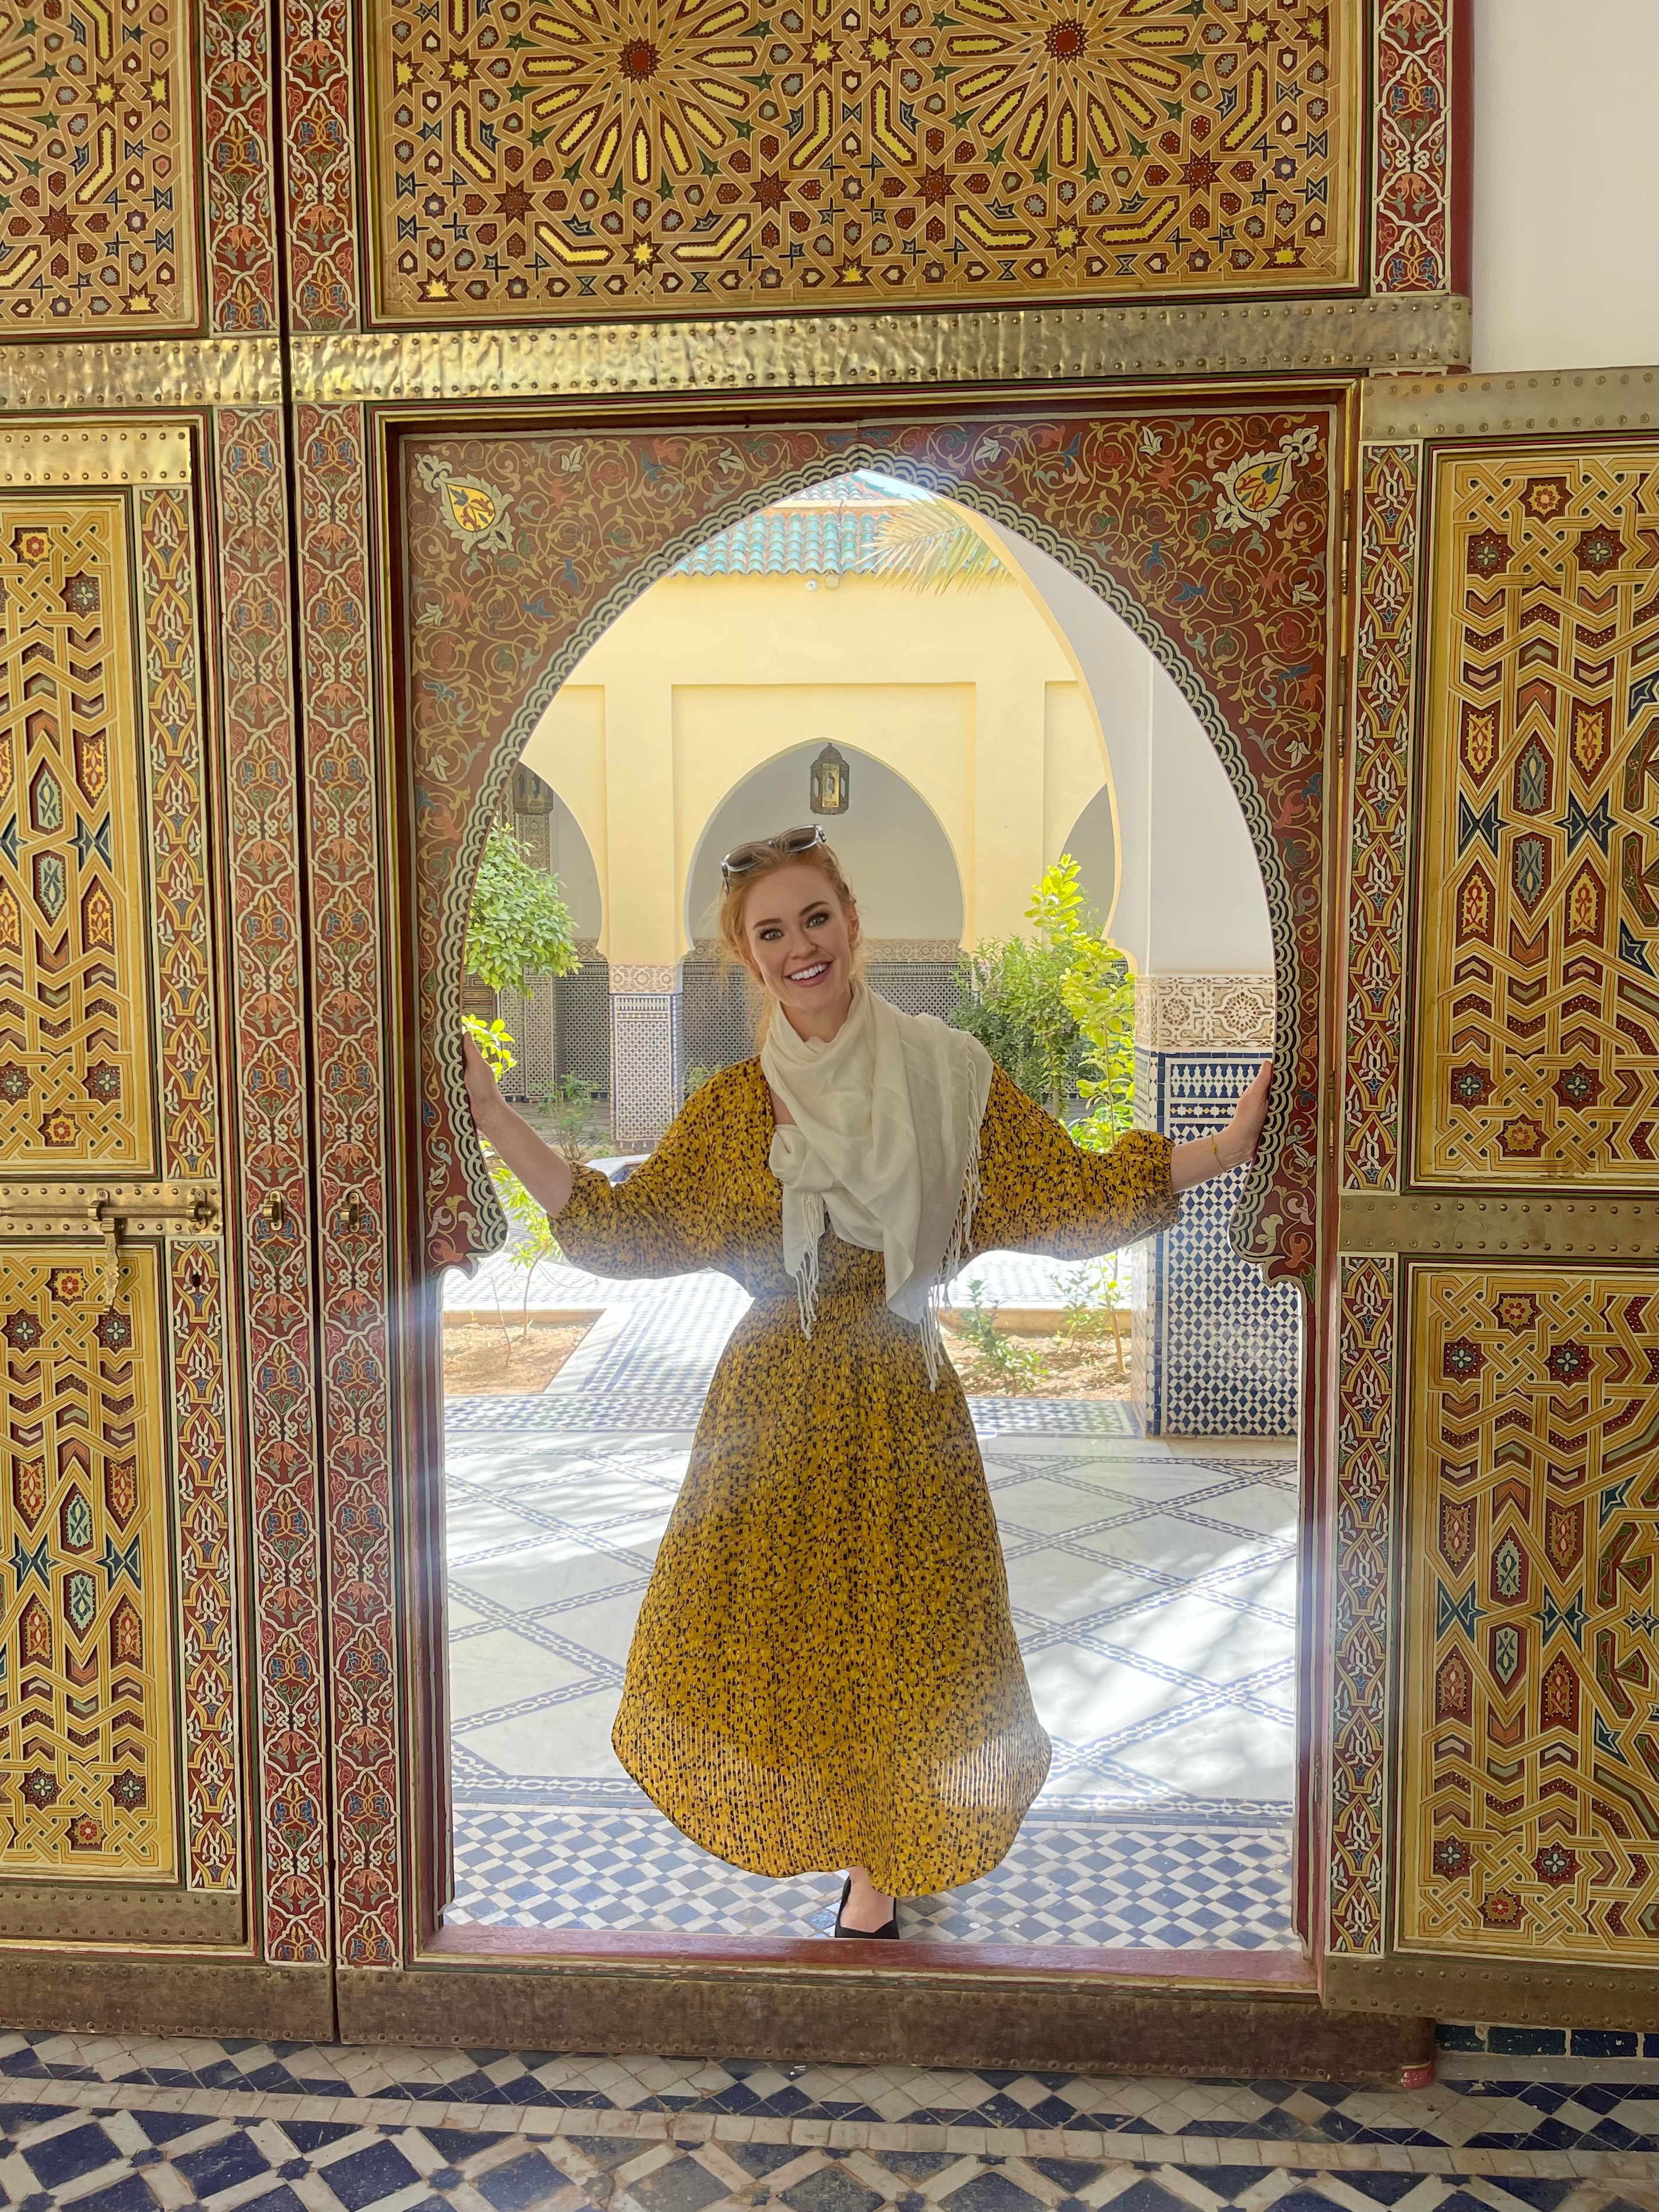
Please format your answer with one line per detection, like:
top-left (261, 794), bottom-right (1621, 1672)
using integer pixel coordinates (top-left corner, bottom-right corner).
top-left (1472, 0), bottom-right (1659, 371)
top-left (548, 791), bottom-right (603, 938)
top-left (981, 520), bottom-right (1275, 978)
top-left (683, 743), bottom-right (965, 943)
top-left (1062, 784), bottom-right (1117, 928)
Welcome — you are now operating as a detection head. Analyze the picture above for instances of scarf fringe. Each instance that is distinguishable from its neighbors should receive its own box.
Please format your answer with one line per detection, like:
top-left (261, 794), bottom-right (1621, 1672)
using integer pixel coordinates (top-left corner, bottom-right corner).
top-left (792, 1193), bottom-right (825, 1342)
top-left (787, 1064), bottom-right (984, 1393)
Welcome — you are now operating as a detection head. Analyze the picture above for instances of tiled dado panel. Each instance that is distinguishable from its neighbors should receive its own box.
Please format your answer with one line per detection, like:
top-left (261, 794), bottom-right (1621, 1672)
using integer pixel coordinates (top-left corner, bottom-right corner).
top-left (1128, 975), bottom-right (1297, 1440)
top-left (0, 472), bottom-right (243, 1915)
top-left (609, 971), bottom-right (682, 1150)
top-left (407, 409), bottom-right (1334, 1292)
top-left (363, 0), bottom-right (1362, 325)
top-left (1400, 1264), bottom-right (1657, 1965)
top-left (1130, 1051), bottom-right (1300, 1439)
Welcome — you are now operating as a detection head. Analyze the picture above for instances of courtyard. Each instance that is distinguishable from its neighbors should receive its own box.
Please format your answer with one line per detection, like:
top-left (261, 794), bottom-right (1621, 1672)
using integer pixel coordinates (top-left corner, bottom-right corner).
top-left (440, 1248), bottom-right (1299, 1951)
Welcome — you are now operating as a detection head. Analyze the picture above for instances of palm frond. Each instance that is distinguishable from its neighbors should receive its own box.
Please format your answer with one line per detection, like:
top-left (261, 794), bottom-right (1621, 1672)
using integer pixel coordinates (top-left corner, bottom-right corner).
top-left (872, 501), bottom-right (1005, 592)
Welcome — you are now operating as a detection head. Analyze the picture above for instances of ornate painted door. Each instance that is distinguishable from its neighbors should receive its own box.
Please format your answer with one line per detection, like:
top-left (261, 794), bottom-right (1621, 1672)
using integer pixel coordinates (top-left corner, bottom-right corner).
top-left (0, 424), bottom-right (333, 2037)
top-left (1326, 370), bottom-right (1657, 2027)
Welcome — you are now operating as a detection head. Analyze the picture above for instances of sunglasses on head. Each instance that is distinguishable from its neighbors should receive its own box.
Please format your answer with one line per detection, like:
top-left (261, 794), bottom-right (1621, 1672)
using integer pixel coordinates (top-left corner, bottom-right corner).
top-left (720, 824), bottom-right (827, 890)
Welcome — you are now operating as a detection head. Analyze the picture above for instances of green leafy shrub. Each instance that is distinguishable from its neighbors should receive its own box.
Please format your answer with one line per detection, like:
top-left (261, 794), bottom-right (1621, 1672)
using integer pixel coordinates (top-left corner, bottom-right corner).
top-left (950, 855), bottom-right (1134, 1137)
top-left (538, 1073), bottom-right (601, 1164)
top-left (952, 1280), bottom-right (1046, 1393)
top-left (465, 820), bottom-right (581, 994)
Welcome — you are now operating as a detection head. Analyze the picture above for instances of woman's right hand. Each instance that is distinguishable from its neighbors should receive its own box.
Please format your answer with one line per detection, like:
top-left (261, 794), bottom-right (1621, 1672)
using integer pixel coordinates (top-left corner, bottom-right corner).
top-left (462, 1032), bottom-right (504, 1135)
top-left (460, 1028), bottom-right (576, 1219)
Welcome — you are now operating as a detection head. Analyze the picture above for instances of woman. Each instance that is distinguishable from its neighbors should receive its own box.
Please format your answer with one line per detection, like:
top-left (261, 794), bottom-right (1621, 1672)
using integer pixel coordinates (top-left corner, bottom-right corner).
top-left (462, 825), bottom-right (1271, 1938)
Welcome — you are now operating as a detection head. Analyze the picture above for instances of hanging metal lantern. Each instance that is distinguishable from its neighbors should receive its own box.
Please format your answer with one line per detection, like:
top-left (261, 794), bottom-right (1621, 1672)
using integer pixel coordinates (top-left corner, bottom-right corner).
top-left (810, 742), bottom-right (850, 816)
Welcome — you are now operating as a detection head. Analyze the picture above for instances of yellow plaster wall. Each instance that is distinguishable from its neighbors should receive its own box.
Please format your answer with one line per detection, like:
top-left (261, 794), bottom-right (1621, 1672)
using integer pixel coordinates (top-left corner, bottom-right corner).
top-left (1043, 682), bottom-right (1118, 938)
top-left (518, 568), bottom-right (1104, 967)
top-left (532, 685), bottom-right (608, 936)
top-left (671, 684), bottom-right (976, 917)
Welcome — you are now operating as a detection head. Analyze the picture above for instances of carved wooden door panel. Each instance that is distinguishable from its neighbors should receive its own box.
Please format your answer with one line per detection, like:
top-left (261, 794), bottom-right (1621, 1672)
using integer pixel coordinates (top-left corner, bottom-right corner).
top-left (1327, 373), bottom-right (1657, 2027)
top-left (0, 430), bottom-right (329, 2026)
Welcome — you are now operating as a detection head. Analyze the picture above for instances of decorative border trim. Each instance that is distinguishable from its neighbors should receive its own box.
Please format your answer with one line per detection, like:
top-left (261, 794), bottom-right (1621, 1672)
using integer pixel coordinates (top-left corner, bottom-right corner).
top-left (1327, 1253), bottom-right (1397, 1955)
top-left (213, 408), bottom-right (331, 1965)
top-left (167, 1241), bottom-right (241, 1895)
top-left (1361, 367), bottom-right (1658, 441)
top-left (1370, 0), bottom-right (1453, 294)
top-left (1133, 974), bottom-right (1276, 1054)
top-left (1341, 441), bottom-right (1421, 1192)
top-left (138, 488), bottom-right (244, 1898)
top-left (0, 310), bottom-right (1484, 419)
top-left (203, 0), bottom-right (280, 333)
top-left (139, 490), bottom-right (220, 1184)
top-left (293, 403), bottom-right (402, 1967)
top-left (0, 426), bottom-right (194, 486)
top-left (280, 0), bottom-right (360, 330)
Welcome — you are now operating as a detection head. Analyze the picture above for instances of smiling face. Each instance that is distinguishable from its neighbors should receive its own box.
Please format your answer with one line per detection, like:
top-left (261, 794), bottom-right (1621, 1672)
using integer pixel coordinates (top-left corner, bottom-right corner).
top-left (740, 858), bottom-right (861, 1040)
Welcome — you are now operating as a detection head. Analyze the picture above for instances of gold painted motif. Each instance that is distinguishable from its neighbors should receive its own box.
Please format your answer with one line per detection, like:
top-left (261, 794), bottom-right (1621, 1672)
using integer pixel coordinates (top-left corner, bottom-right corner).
top-left (0, 497), bottom-right (152, 1174)
top-left (0, 1244), bottom-right (177, 1876)
top-left (1401, 1266), bottom-right (1657, 1964)
top-left (0, 0), bottom-right (198, 331)
top-left (366, 0), bottom-right (1357, 324)
top-left (139, 487), bottom-right (219, 1184)
top-left (1415, 450), bottom-right (1658, 1186)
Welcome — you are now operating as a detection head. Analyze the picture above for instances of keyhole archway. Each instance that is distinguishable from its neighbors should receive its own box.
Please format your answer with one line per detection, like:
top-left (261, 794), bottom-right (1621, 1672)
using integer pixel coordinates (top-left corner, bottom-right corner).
top-left (401, 392), bottom-right (1343, 1295)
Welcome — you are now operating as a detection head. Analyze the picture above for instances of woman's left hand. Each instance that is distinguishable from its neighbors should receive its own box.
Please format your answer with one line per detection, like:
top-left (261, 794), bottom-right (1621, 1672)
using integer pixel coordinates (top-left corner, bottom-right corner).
top-left (1169, 1058), bottom-right (1272, 1192)
top-left (1220, 1058), bottom-right (1272, 1170)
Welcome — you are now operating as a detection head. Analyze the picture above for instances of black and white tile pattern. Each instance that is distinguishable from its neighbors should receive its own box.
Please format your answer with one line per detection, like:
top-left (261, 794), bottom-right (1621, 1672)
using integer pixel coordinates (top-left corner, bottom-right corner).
top-left (448, 1802), bottom-right (1295, 1948)
top-left (442, 1300), bottom-right (1301, 1946)
top-left (0, 2030), bottom-right (1652, 2212)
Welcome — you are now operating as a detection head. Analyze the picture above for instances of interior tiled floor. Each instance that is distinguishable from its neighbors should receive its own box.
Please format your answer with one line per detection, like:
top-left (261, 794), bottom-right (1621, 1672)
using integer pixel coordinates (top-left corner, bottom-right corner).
top-left (443, 1258), bottom-right (1297, 1947)
top-left (1, 2028), bottom-right (1652, 2212)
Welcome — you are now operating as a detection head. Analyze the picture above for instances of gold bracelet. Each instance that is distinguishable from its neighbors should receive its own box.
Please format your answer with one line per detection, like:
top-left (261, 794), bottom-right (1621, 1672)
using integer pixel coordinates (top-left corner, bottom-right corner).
top-left (1210, 1133), bottom-right (1222, 1167)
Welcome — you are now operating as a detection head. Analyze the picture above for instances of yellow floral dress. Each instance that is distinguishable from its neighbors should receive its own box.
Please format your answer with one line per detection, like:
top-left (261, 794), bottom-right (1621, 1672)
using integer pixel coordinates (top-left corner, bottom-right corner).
top-left (555, 1059), bottom-right (1178, 1897)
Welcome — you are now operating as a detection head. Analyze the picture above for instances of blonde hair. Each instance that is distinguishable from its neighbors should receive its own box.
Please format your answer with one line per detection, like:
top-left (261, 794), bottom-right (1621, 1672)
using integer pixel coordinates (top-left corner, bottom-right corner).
top-left (715, 833), bottom-right (864, 1042)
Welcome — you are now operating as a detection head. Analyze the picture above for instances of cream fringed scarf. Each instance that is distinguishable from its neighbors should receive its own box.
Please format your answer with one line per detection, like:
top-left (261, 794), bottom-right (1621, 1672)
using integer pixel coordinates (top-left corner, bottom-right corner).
top-left (760, 984), bottom-right (994, 1386)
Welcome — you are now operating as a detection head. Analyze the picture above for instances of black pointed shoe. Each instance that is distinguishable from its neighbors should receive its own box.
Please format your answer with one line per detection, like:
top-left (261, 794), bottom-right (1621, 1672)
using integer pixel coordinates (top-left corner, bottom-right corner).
top-left (832, 1876), bottom-right (899, 1939)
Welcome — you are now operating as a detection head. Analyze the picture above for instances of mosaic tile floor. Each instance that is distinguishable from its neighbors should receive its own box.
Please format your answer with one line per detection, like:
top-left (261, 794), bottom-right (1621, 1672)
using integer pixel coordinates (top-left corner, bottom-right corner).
top-left (1, 2029), bottom-right (1652, 2212)
top-left (443, 1255), bottom-right (1296, 1947)
top-left (443, 1257), bottom-right (1137, 1438)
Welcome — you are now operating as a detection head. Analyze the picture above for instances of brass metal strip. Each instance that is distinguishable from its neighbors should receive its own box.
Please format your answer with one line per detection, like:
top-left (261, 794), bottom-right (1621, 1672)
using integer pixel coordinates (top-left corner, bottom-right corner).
top-left (1360, 366), bottom-right (1658, 443)
top-left (0, 423), bottom-right (195, 485)
top-left (0, 297), bottom-right (1468, 412)
top-left (0, 1886), bottom-right (243, 1945)
top-left (294, 294), bottom-right (1468, 404)
top-left (0, 338), bottom-right (282, 413)
top-left (1323, 1952), bottom-right (1655, 2033)
top-left (1338, 1191), bottom-right (1656, 1259)
top-left (0, 1180), bottom-right (221, 1238)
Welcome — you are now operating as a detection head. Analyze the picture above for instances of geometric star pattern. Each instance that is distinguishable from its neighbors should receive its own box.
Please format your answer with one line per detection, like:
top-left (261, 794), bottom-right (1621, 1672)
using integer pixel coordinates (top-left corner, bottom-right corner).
top-left (366, 0), bottom-right (1358, 321)
top-left (0, 0), bottom-right (197, 328)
